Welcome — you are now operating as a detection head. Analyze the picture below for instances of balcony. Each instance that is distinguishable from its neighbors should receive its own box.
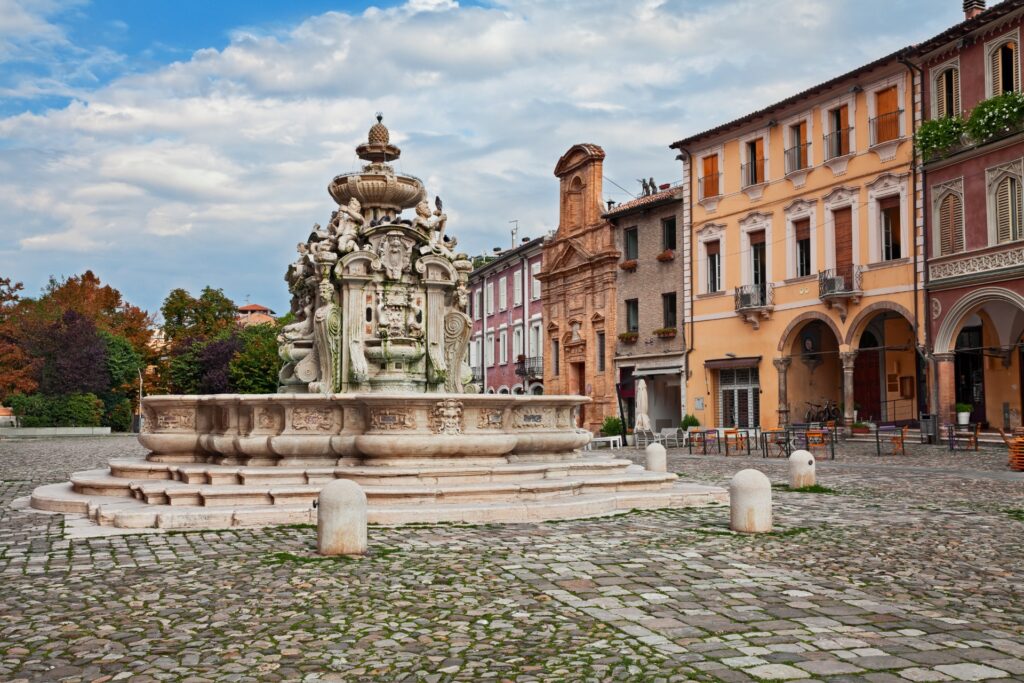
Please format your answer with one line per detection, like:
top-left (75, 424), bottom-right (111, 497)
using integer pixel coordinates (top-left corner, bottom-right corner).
top-left (515, 355), bottom-right (543, 380)
top-left (740, 158), bottom-right (766, 200)
top-left (784, 142), bottom-right (812, 188)
top-left (824, 128), bottom-right (852, 160)
top-left (471, 367), bottom-right (483, 384)
top-left (734, 283), bottom-right (774, 329)
top-left (698, 173), bottom-right (722, 208)
top-left (818, 265), bottom-right (862, 321)
top-left (869, 110), bottom-right (904, 161)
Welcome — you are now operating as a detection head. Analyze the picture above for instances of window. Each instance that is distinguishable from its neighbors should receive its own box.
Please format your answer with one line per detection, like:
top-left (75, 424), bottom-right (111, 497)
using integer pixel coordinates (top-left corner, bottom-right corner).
top-left (995, 176), bottom-right (1023, 243)
top-left (469, 337), bottom-right (479, 367)
top-left (596, 332), bottom-right (606, 372)
top-left (485, 333), bottom-right (495, 366)
top-left (530, 262), bottom-right (541, 299)
top-left (936, 68), bottom-right (961, 118)
top-left (794, 218), bottom-right (812, 277)
top-left (938, 193), bottom-right (964, 255)
top-left (473, 289), bottom-right (482, 320)
top-left (786, 121), bottom-right (809, 173)
top-left (529, 323), bottom-right (540, 357)
top-left (992, 40), bottom-right (1020, 95)
top-left (485, 282), bottom-right (494, 315)
top-left (625, 299), bottom-right (639, 333)
top-left (624, 227), bottom-right (639, 260)
top-left (872, 86), bottom-right (900, 145)
top-left (750, 230), bottom-right (767, 292)
top-left (552, 339), bottom-right (560, 376)
top-left (826, 105), bottom-right (851, 159)
top-left (499, 330), bottom-right (508, 364)
top-left (701, 154), bottom-right (720, 199)
top-left (513, 270), bottom-right (523, 306)
top-left (706, 240), bottom-right (721, 292)
top-left (662, 292), bottom-right (677, 329)
top-left (661, 217), bottom-right (677, 251)
top-left (743, 138), bottom-right (765, 186)
top-left (498, 277), bottom-right (507, 310)
top-left (717, 368), bottom-right (760, 428)
top-left (880, 196), bottom-right (901, 261)
top-left (513, 327), bottom-right (523, 358)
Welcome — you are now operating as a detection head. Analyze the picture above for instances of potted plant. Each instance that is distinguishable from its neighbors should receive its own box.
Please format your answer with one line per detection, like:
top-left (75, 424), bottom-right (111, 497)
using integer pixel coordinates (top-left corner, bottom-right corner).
top-left (681, 414), bottom-right (700, 429)
top-left (625, 427), bottom-right (635, 446)
top-left (850, 421), bottom-right (870, 435)
top-left (618, 331), bottom-right (639, 343)
top-left (619, 259), bottom-right (638, 271)
top-left (600, 415), bottom-right (623, 438)
top-left (653, 327), bottom-right (677, 339)
top-left (656, 249), bottom-right (674, 262)
top-left (955, 403), bottom-right (973, 426)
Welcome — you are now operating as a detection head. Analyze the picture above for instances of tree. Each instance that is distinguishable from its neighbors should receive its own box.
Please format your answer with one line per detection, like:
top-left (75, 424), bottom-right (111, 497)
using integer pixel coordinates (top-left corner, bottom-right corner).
top-left (161, 287), bottom-right (237, 343)
top-left (229, 323), bottom-right (281, 394)
top-left (35, 311), bottom-right (109, 396)
top-left (40, 271), bottom-right (152, 355)
top-left (0, 277), bottom-right (37, 400)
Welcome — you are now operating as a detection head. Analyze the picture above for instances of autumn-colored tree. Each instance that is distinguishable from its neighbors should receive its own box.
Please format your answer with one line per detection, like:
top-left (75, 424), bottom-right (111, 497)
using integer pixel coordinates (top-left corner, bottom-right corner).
top-left (0, 277), bottom-right (38, 401)
top-left (39, 271), bottom-right (153, 355)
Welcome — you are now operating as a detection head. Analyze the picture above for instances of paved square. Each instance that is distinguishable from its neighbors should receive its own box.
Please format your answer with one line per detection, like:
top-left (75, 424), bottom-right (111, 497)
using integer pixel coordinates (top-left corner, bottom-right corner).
top-left (2, 436), bottom-right (1023, 682)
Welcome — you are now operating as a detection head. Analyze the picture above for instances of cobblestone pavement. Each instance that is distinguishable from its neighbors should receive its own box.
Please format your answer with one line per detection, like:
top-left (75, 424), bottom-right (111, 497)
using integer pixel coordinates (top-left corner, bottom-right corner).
top-left (1, 436), bottom-right (1023, 682)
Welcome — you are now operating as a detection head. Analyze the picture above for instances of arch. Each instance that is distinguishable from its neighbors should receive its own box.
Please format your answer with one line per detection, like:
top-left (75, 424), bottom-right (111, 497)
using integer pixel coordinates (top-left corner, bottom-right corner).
top-left (935, 286), bottom-right (1024, 352)
top-left (777, 311), bottom-right (843, 353)
top-left (844, 300), bottom-right (916, 347)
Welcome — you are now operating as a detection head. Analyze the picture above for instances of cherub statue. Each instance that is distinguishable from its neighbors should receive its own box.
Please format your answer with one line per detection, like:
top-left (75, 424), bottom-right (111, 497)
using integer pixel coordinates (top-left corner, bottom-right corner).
top-left (333, 198), bottom-right (365, 254)
top-left (412, 199), bottom-right (432, 234)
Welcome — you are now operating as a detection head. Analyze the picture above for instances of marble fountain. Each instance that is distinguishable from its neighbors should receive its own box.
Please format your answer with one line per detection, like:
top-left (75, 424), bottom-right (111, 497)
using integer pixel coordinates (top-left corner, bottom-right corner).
top-left (31, 117), bottom-right (726, 529)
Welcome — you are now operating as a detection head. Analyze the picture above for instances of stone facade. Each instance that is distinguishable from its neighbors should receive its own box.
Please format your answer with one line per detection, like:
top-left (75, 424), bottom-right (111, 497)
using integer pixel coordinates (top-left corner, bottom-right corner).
top-left (537, 144), bottom-right (620, 431)
top-left (468, 237), bottom-right (545, 395)
top-left (604, 186), bottom-right (687, 430)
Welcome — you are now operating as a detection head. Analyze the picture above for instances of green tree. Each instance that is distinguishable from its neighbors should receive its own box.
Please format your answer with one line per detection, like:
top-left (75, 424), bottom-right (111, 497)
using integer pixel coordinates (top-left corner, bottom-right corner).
top-left (161, 287), bottom-right (237, 343)
top-left (101, 331), bottom-right (144, 391)
top-left (229, 323), bottom-right (281, 394)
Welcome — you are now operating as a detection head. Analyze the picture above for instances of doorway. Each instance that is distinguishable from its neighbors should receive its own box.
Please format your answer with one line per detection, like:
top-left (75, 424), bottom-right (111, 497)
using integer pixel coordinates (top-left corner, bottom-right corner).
top-left (572, 361), bottom-right (586, 426)
top-left (955, 326), bottom-right (986, 425)
top-left (854, 330), bottom-right (882, 422)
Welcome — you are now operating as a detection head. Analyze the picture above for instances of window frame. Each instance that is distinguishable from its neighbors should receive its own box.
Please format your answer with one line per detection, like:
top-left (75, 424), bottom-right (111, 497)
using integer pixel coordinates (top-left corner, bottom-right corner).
top-left (530, 262), bottom-right (541, 300)
top-left (697, 225), bottom-right (726, 294)
top-left (625, 299), bottom-right (639, 333)
top-left (661, 216), bottom-right (677, 251)
top-left (497, 276), bottom-right (507, 311)
top-left (933, 182), bottom-right (965, 256)
top-left (986, 30), bottom-right (1021, 98)
top-left (624, 226), bottom-right (639, 260)
top-left (931, 58), bottom-right (961, 119)
top-left (865, 174), bottom-right (906, 265)
top-left (661, 292), bottom-right (677, 329)
top-left (596, 331), bottom-right (606, 372)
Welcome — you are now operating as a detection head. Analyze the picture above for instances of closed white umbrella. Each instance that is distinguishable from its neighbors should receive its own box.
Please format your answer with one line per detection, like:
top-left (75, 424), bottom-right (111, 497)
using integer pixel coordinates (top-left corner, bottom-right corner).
top-left (634, 378), bottom-right (651, 431)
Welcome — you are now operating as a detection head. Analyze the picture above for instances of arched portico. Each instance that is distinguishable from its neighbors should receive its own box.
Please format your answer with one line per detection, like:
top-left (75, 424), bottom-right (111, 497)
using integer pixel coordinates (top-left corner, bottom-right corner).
top-left (776, 315), bottom-right (843, 426)
top-left (843, 301), bottom-right (920, 423)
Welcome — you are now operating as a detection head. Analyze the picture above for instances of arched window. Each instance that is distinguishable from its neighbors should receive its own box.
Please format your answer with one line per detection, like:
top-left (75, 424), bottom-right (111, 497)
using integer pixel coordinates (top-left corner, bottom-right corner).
top-left (995, 176), bottom-right (1023, 243)
top-left (938, 193), bottom-right (964, 255)
top-left (935, 68), bottom-right (960, 118)
top-left (991, 40), bottom-right (1020, 95)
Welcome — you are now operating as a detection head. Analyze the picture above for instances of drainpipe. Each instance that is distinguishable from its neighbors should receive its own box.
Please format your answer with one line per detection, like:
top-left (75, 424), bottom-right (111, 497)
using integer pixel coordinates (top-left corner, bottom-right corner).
top-left (675, 149), bottom-right (694, 384)
top-left (900, 54), bottom-right (932, 418)
top-left (482, 272), bottom-right (489, 393)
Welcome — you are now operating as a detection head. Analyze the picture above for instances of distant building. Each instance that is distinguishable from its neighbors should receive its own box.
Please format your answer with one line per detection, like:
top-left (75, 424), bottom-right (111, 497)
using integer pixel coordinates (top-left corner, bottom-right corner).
top-left (468, 237), bottom-right (545, 394)
top-left (603, 183), bottom-right (687, 431)
top-left (237, 303), bottom-right (276, 327)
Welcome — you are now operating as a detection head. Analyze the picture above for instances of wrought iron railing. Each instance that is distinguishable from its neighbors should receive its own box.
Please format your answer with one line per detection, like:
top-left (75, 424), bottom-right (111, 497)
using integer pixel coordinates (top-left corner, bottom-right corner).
top-left (698, 173), bottom-right (722, 200)
top-left (515, 356), bottom-right (543, 379)
top-left (870, 110), bottom-right (903, 145)
top-left (784, 143), bottom-right (811, 173)
top-left (734, 283), bottom-right (774, 311)
top-left (824, 128), bottom-right (852, 159)
top-left (740, 159), bottom-right (765, 187)
top-left (818, 265), bottom-right (862, 298)
top-left (471, 367), bottom-right (483, 383)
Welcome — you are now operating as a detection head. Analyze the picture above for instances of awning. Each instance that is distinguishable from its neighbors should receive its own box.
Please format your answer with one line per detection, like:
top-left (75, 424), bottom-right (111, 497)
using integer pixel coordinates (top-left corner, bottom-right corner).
top-left (632, 366), bottom-right (684, 378)
top-left (704, 356), bottom-right (761, 370)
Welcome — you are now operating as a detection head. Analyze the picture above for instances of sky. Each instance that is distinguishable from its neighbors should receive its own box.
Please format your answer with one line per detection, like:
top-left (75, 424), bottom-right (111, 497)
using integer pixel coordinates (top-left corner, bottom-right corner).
top-left (0, 0), bottom-right (965, 317)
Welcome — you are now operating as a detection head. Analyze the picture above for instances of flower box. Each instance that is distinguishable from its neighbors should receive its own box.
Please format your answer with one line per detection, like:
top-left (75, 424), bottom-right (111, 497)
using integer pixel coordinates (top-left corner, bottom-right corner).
top-left (656, 249), bottom-right (675, 262)
top-left (653, 327), bottom-right (677, 338)
top-left (619, 259), bottom-right (638, 271)
top-left (618, 332), bottom-right (639, 343)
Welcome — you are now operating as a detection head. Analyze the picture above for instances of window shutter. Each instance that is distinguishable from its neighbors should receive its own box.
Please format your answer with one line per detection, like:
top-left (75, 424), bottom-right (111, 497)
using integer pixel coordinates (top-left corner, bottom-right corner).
top-left (838, 105), bottom-right (850, 154)
top-left (952, 68), bottom-right (961, 115)
top-left (992, 46), bottom-right (1004, 95)
top-left (997, 178), bottom-right (1013, 243)
top-left (705, 240), bottom-right (720, 256)
top-left (794, 218), bottom-right (810, 241)
top-left (936, 73), bottom-right (947, 118)
top-left (749, 230), bottom-right (766, 245)
top-left (939, 194), bottom-right (964, 256)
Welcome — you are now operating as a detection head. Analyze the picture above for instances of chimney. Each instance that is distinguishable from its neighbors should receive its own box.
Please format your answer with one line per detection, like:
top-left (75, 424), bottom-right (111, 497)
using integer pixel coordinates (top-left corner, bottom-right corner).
top-left (964, 0), bottom-right (985, 20)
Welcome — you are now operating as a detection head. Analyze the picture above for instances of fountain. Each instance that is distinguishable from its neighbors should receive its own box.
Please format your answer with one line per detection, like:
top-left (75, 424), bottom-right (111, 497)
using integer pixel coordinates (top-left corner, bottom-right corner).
top-left (30, 117), bottom-right (726, 529)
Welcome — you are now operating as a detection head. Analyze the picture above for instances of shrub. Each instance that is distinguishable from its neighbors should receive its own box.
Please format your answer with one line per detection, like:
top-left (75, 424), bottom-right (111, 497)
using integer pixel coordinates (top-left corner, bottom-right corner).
top-left (680, 413), bottom-right (700, 429)
top-left (955, 402), bottom-right (973, 413)
top-left (915, 116), bottom-right (965, 160)
top-left (106, 398), bottom-right (134, 432)
top-left (9, 393), bottom-right (104, 427)
top-left (601, 415), bottom-right (623, 436)
top-left (964, 90), bottom-right (1024, 144)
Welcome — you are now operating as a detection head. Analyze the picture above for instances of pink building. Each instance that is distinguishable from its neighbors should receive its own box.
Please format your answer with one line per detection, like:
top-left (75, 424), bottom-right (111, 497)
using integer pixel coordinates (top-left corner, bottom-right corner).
top-left (469, 237), bottom-right (545, 394)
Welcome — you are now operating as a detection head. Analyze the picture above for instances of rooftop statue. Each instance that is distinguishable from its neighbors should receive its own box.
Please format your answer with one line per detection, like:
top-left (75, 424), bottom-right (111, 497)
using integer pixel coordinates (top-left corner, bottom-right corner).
top-left (278, 115), bottom-right (475, 395)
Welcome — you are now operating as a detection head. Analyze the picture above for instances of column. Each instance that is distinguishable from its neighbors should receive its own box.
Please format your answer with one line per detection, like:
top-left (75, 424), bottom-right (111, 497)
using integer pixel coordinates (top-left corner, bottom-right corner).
top-left (840, 350), bottom-right (857, 435)
top-left (773, 357), bottom-right (792, 427)
top-left (934, 352), bottom-right (956, 426)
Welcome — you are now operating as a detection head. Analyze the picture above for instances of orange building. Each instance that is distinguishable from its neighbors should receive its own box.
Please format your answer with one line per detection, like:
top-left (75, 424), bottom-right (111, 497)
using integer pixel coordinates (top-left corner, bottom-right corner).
top-left (537, 144), bottom-right (619, 430)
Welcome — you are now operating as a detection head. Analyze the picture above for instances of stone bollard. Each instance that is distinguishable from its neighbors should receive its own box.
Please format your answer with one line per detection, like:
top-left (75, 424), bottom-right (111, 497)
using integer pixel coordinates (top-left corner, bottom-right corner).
top-left (645, 442), bottom-right (667, 472)
top-left (788, 449), bottom-right (816, 489)
top-left (317, 479), bottom-right (368, 556)
top-left (729, 469), bottom-right (772, 533)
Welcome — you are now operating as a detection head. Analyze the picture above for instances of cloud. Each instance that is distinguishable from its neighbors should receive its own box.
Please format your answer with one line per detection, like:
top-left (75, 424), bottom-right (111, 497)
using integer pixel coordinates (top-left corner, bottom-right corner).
top-left (0, 0), bottom-right (963, 313)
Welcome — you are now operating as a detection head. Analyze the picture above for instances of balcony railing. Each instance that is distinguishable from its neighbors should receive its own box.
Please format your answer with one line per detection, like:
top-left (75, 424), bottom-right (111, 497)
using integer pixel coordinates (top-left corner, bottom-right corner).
top-left (698, 173), bottom-right (721, 200)
top-left (740, 159), bottom-right (765, 188)
top-left (870, 110), bottom-right (903, 145)
top-left (471, 367), bottom-right (483, 383)
top-left (784, 143), bottom-right (811, 174)
top-left (734, 283), bottom-right (773, 311)
top-left (824, 127), bottom-right (852, 160)
top-left (515, 356), bottom-right (543, 379)
top-left (818, 265), bottom-right (862, 298)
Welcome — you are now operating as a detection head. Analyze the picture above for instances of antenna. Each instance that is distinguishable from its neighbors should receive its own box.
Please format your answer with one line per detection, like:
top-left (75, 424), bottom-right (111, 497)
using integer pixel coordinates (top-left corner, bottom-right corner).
top-left (509, 219), bottom-right (519, 248)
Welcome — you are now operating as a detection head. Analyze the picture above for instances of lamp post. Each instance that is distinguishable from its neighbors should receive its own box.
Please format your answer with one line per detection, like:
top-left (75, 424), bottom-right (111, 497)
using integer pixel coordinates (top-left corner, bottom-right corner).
top-left (136, 367), bottom-right (144, 433)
